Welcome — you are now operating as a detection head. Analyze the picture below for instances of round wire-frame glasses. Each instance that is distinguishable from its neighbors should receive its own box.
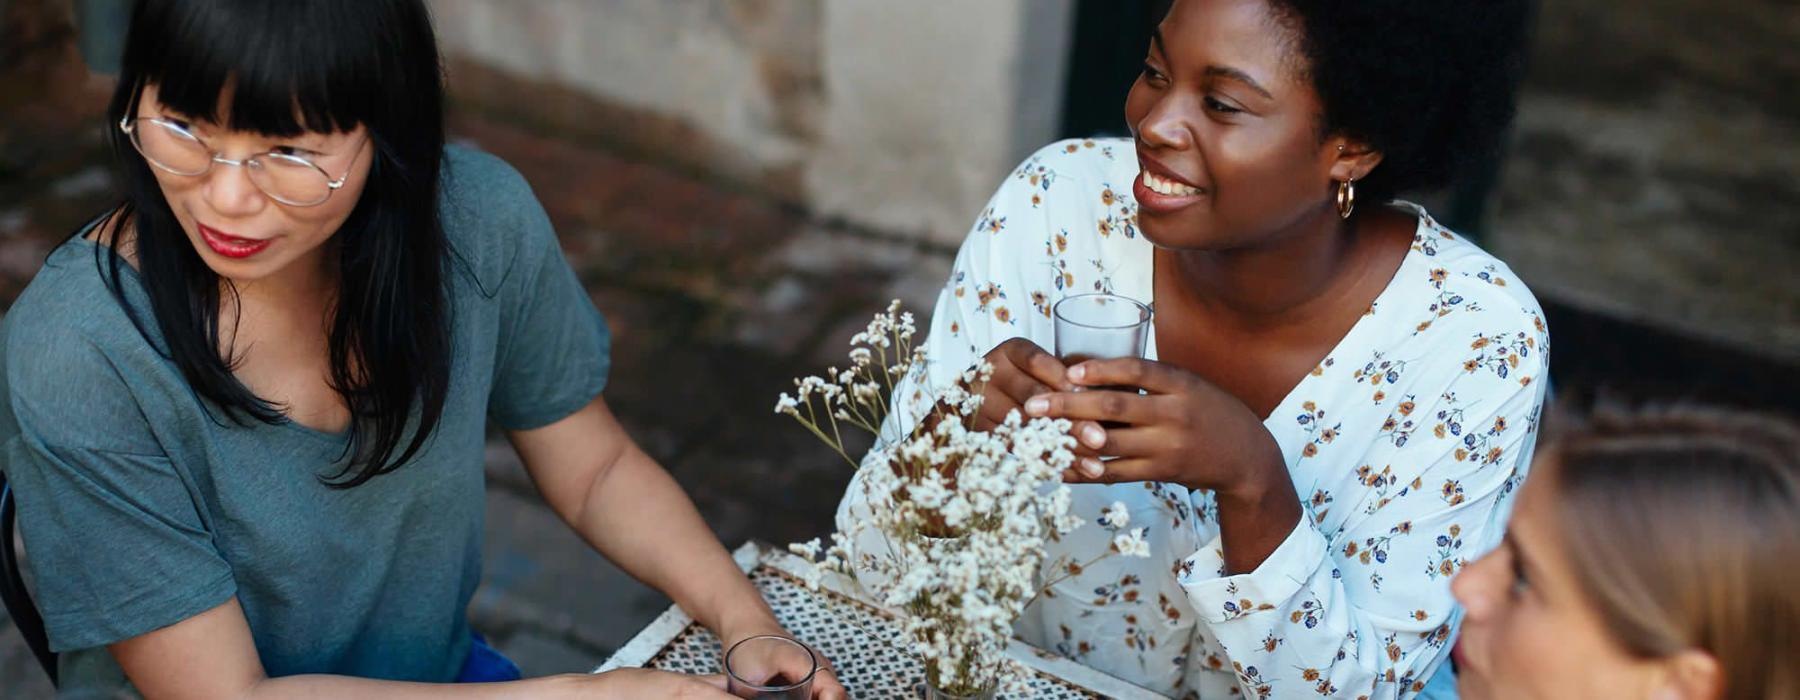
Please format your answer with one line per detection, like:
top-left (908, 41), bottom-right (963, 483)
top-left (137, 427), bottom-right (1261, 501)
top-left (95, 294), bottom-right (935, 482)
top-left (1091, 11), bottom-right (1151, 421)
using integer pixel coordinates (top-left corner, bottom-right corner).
top-left (118, 115), bottom-right (358, 207)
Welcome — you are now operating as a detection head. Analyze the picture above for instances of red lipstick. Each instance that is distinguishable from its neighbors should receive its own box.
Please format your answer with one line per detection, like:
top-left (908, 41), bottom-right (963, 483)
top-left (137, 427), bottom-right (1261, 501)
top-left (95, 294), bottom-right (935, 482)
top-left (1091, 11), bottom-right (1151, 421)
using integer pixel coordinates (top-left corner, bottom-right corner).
top-left (198, 224), bottom-right (272, 259)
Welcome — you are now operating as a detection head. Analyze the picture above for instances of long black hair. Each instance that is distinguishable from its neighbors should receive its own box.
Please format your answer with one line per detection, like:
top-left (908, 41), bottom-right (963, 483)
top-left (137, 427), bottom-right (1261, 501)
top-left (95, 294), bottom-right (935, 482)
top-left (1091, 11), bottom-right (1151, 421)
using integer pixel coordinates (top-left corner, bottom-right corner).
top-left (95, 0), bottom-right (451, 488)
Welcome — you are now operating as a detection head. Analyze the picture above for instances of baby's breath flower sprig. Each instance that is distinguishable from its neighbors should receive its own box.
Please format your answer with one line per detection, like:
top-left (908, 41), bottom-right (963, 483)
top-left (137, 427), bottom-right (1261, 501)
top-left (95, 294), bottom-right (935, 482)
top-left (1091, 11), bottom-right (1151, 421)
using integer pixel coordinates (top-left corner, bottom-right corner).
top-left (775, 300), bottom-right (927, 466)
top-left (780, 302), bottom-right (1150, 695)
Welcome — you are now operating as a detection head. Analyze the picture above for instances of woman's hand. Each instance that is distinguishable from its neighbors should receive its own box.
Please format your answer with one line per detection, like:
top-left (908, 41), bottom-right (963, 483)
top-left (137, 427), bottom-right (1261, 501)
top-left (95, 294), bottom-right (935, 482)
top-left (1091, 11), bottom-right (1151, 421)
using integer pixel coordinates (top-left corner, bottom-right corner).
top-left (1023, 357), bottom-right (1302, 573)
top-left (1021, 357), bottom-right (1281, 496)
top-left (964, 339), bottom-right (1104, 458)
top-left (965, 338), bottom-right (1072, 428)
top-left (583, 668), bottom-right (734, 698)
top-left (716, 623), bottom-right (847, 700)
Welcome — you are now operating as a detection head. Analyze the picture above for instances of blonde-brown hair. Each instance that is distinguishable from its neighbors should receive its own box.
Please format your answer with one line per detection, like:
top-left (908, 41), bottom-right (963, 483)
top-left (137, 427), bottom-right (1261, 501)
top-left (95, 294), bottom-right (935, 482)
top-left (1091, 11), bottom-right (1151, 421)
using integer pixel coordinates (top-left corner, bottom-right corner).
top-left (1542, 404), bottom-right (1798, 700)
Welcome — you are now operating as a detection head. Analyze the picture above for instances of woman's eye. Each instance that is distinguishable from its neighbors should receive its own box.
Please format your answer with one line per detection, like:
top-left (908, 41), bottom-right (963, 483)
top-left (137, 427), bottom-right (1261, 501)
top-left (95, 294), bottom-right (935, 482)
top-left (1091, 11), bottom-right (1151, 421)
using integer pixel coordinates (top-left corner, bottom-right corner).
top-left (272, 145), bottom-right (317, 158)
top-left (1507, 556), bottom-right (1530, 599)
top-left (1141, 62), bottom-right (1167, 83)
top-left (1204, 96), bottom-right (1242, 114)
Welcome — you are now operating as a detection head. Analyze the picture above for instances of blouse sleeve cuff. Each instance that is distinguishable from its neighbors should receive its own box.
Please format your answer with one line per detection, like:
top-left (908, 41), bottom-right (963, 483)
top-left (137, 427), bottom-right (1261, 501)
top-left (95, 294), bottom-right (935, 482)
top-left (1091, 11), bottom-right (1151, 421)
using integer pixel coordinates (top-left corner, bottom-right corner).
top-left (1177, 517), bottom-right (1328, 625)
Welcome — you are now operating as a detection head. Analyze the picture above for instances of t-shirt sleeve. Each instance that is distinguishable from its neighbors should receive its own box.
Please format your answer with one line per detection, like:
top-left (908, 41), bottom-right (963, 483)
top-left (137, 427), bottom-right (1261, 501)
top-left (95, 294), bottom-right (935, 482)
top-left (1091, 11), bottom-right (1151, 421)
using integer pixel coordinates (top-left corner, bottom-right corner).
top-left (3, 333), bottom-right (235, 652)
top-left (482, 173), bottom-right (613, 431)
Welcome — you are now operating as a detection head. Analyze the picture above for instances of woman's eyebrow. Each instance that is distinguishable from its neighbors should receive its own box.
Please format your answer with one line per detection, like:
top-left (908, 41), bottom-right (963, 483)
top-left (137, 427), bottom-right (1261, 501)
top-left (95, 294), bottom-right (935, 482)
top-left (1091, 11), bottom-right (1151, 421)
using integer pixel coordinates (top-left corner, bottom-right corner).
top-left (1148, 26), bottom-right (1274, 99)
top-left (1204, 65), bottom-right (1273, 99)
top-left (154, 107), bottom-right (221, 131)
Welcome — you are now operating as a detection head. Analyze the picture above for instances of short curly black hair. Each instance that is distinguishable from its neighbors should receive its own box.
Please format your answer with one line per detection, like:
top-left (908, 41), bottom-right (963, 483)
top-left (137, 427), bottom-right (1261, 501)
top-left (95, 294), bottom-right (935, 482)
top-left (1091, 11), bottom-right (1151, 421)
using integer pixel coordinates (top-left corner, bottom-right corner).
top-left (1266, 0), bottom-right (1535, 207)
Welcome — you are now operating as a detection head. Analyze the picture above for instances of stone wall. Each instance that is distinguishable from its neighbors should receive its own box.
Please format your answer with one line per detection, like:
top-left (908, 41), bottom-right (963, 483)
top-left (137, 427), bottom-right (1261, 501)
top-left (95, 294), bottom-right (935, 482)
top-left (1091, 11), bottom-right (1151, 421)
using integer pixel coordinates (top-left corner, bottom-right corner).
top-left (429, 0), bottom-right (1076, 246)
top-left (1488, 0), bottom-right (1799, 359)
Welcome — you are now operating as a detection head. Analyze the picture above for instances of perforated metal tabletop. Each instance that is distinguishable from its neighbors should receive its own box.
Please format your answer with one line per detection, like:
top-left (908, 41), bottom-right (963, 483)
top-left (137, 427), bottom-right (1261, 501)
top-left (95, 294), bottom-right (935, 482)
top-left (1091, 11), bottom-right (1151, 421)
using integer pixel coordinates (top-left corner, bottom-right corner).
top-left (596, 543), bottom-right (1169, 699)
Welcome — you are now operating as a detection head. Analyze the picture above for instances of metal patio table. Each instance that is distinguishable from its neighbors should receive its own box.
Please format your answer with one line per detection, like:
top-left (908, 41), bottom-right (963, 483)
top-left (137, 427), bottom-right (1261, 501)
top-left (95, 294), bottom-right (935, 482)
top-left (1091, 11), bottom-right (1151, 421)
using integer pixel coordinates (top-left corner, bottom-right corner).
top-left (597, 542), bottom-right (1170, 699)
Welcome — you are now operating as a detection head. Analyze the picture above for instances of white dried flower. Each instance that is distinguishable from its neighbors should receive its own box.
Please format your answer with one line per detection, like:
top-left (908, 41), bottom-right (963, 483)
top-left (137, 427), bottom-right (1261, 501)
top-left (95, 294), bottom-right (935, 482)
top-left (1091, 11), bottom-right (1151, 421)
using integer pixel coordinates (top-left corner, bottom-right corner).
top-left (1099, 501), bottom-right (1131, 530)
top-left (788, 538), bottom-right (822, 560)
top-left (779, 302), bottom-right (1140, 695)
top-left (1113, 527), bottom-right (1152, 558)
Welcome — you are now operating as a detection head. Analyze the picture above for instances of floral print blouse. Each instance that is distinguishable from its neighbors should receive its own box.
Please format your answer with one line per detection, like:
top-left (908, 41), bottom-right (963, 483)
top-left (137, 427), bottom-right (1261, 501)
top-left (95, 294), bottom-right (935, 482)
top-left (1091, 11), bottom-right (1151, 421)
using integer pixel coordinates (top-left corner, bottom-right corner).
top-left (837, 139), bottom-right (1551, 698)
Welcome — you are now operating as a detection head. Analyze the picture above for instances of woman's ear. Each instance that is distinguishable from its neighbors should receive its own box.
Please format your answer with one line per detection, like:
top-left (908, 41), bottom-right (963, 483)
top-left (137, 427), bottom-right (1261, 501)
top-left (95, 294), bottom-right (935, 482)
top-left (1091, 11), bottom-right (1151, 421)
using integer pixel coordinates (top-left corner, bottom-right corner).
top-left (1650, 649), bottom-right (1721, 700)
top-left (1328, 136), bottom-right (1384, 183)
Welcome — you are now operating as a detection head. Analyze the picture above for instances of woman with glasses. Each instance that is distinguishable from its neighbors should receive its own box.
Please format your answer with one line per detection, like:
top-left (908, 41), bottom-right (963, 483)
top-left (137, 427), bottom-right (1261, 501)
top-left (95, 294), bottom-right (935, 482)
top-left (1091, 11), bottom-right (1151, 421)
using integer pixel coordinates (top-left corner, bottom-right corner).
top-left (0, 1), bottom-right (843, 698)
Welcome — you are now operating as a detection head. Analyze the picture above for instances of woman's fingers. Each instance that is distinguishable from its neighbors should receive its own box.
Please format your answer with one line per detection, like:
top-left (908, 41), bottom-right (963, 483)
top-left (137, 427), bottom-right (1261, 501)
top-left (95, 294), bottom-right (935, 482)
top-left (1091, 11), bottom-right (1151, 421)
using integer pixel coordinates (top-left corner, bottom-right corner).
top-left (1023, 388), bottom-right (1157, 426)
top-left (968, 340), bottom-right (1065, 430)
top-left (1065, 457), bottom-right (1105, 481)
top-left (810, 665), bottom-right (847, 700)
top-left (693, 673), bottom-right (729, 690)
top-left (1062, 424), bottom-right (1186, 483)
top-left (984, 341), bottom-right (1067, 409)
top-left (985, 384), bottom-right (1105, 458)
top-left (1067, 357), bottom-right (1188, 395)
top-left (975, 394), bottom-right (1020, 430)
top-left (1069, 419), bottom-right (1107, 457)
top-left (1062, 457), bottom-right (1157, 485)
top-left (1088, 425), bottom-right (1166, 459)
top-left (989, 365), bottom-right (1051, 409)
top-left (999, 338), bottom-right (1075, 392)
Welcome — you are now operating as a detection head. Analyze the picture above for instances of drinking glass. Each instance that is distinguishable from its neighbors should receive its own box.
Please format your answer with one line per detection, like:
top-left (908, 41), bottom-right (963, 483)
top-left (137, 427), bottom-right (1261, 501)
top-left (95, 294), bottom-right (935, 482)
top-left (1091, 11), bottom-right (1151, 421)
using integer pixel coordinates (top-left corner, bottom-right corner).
top-left (1053, 293), bottom-right (1152, 430)
top-left (724, 634), bottom-right (817, 699)
top-left (1053, 292), bottom-right (1152, 367)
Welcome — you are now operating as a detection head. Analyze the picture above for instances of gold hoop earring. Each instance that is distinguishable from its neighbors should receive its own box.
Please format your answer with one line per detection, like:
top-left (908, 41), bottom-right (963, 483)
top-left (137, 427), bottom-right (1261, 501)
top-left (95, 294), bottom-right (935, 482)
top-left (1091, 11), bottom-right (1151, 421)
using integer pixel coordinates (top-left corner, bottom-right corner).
top-left (1336, 179), bottom-right (1356, 219)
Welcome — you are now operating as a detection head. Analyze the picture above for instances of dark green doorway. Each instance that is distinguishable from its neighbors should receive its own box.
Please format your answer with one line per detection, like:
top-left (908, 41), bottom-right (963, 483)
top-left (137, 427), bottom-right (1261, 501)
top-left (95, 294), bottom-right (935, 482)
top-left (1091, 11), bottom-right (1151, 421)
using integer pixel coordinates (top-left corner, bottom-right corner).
top-left (1058, 0), bottom-right (1171, 140)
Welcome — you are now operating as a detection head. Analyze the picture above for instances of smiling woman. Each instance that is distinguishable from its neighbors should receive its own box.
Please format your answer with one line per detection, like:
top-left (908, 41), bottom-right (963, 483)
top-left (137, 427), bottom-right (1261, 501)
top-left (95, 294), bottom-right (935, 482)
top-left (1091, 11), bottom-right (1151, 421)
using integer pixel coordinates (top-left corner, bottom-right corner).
top-left (0, 1), bottom-right (842, 698)
top-left (838, 0), bottom-right (1540, 697)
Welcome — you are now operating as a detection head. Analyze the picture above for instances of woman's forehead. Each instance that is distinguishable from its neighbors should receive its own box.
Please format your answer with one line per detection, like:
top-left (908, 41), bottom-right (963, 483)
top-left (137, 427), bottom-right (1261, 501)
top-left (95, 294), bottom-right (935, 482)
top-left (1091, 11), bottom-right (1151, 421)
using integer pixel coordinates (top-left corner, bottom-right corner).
top-left (140, 83), bottom-right (359, 140)
top-left (1507, 466), bottom-right (1579, 587)
top-left (1159, 0), bottom-right (1308, 87)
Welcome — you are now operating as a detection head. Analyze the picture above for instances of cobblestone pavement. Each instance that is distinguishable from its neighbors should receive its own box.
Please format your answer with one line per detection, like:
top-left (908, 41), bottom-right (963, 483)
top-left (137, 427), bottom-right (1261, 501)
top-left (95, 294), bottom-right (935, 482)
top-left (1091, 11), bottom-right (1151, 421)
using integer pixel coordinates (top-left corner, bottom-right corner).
top-left (1, 0), bottom-right (1795, 696)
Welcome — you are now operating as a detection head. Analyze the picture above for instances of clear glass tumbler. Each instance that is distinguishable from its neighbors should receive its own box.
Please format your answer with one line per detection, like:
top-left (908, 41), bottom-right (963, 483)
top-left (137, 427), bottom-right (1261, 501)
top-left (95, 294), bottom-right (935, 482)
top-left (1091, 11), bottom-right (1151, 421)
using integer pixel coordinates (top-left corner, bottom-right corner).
top-left (724, 634), bottom-right (817, 699)
top-left (1053, 292), bottom-right (1151, 368)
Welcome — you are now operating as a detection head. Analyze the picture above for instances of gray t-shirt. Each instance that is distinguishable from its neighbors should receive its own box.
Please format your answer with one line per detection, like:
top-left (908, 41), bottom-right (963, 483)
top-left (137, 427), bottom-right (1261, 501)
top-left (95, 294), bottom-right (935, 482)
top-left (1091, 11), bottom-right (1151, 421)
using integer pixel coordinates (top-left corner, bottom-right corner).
top-left (0, 145), bottom-right (611, 697)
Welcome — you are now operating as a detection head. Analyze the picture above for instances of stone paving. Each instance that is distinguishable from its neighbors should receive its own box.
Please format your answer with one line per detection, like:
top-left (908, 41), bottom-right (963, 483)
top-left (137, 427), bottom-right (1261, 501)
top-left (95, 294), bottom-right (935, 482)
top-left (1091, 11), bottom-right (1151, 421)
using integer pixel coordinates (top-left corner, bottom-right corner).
top-left (0, 0), bottom-right (1795, 697)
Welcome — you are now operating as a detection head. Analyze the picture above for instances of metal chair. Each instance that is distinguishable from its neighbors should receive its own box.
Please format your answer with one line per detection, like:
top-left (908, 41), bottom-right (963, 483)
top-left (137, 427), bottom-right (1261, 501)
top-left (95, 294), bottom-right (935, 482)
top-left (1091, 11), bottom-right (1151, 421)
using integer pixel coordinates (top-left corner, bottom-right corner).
top-left (0, 471), bottom-right (56, 686)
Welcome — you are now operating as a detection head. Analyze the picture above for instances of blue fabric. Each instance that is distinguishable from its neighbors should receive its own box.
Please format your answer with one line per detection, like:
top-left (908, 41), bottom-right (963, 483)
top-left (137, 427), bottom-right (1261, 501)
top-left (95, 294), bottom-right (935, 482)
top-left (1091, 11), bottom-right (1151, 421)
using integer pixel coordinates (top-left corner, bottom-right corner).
top-left (1419, 659), bottom-right (1459, 699)
top-left (456, 632), bottom-right (523, 683)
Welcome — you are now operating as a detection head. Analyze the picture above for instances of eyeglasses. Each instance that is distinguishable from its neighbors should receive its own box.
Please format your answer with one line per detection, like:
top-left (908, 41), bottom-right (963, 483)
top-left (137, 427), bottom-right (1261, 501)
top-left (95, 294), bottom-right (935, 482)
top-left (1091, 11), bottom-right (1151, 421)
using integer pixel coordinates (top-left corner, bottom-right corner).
top-left (119, 116), bottom-right (361, 207)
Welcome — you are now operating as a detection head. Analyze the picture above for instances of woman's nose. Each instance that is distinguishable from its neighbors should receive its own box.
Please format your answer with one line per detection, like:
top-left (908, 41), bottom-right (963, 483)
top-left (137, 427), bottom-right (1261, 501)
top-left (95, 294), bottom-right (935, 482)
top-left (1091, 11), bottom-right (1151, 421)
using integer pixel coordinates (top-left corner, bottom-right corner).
top-left (1452, 551), bottom-right (1502, 621)
top-left (1136, 95), bottom-right (1194, 151)
top-left (202, 157), bottom-right (270, 217)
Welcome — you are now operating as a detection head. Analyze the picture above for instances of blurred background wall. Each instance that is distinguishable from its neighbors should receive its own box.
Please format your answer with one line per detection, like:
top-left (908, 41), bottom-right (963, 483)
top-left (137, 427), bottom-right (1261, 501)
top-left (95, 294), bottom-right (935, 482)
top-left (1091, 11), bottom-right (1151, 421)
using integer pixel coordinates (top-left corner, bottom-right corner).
top-left (0, 0), bottom-right (1794, 695)
top-left (432, 0), bottom-right (1077, 246)
top-left (421, 0), bottom-right (1800, 402)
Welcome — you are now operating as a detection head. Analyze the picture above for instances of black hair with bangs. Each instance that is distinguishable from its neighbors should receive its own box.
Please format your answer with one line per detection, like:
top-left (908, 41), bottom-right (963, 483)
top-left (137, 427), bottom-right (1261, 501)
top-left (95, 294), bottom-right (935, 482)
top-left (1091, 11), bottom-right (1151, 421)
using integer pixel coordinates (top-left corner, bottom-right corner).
top-left (95, 0), bottom-right (450, 488)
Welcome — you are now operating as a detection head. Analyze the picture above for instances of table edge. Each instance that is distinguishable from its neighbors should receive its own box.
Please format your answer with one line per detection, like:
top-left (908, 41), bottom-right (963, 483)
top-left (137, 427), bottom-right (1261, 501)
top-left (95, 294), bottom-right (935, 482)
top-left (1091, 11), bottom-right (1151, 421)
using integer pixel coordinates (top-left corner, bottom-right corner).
top-left (594, 541), bottom-right (1171, 699)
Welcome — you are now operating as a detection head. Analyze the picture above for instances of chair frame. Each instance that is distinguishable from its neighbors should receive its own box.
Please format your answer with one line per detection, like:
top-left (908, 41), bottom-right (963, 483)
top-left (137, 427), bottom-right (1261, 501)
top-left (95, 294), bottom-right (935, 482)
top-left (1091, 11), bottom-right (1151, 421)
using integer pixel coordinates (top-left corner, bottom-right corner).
top-left (0, 471), bottom-right (57, 686)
